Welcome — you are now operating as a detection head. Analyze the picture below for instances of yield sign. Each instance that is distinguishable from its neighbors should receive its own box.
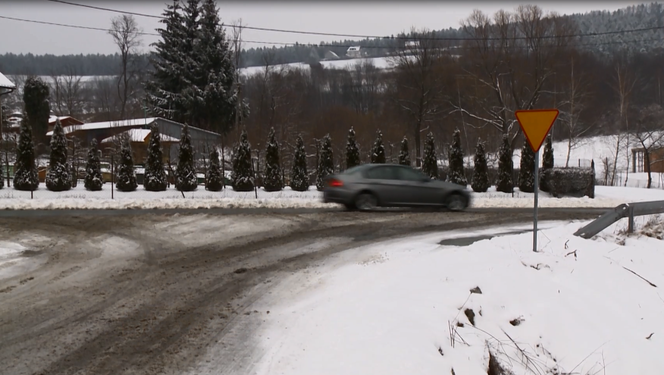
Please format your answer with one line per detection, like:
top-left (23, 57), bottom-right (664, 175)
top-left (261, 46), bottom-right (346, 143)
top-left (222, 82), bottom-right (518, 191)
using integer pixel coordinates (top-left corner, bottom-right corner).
top-left (515, 109), bottom-right (559, 153)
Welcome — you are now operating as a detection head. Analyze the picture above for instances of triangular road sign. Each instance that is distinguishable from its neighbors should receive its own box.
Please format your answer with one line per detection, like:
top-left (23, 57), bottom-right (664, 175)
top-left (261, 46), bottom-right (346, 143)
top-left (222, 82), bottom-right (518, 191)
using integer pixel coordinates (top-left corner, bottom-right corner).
top-left (515, 109), bottom-right (559, 153)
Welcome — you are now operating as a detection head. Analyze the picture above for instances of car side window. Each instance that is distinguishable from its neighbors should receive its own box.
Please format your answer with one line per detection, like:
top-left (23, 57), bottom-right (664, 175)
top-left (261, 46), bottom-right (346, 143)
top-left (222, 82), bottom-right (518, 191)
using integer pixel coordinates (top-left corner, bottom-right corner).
top-left (365, 166), bottom-right (398, 180)
top-left (396, 167), bottom-right (427, 181)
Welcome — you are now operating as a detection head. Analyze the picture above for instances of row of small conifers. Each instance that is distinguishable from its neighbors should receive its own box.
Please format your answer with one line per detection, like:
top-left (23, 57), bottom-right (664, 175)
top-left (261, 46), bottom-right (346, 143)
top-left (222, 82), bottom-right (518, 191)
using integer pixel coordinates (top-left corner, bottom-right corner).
top-left (3, 117), bottom-right (555, 194)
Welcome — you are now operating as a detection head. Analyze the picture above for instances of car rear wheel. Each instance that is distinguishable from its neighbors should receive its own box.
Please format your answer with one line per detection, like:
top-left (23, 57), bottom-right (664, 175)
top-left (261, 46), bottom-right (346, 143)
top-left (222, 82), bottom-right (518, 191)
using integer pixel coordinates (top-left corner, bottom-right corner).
top-left (355, 192), bottom-right (378, 211)
top-left (445, 194), bottom-right (467, 212)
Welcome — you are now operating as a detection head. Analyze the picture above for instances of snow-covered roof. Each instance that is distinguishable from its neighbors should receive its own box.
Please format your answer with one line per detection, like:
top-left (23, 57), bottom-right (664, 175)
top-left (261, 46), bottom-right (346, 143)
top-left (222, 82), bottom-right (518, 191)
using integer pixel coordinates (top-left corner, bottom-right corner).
top-left (46, 117), bottom-right (158, 136)
top-left (48, 115), bottom-right (82, 124)
top-left (0, 71), bottom-right (15, 90)
top-left (100, 128), bottom-right (179, 144)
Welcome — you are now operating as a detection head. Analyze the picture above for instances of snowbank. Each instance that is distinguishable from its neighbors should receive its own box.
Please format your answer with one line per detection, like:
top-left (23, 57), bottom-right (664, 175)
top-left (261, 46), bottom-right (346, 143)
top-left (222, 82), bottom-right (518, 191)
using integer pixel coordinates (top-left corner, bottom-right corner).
top-left (250, 218), bottom-right (664, 375)
top-left (0, 184), bottom-right (663, 210)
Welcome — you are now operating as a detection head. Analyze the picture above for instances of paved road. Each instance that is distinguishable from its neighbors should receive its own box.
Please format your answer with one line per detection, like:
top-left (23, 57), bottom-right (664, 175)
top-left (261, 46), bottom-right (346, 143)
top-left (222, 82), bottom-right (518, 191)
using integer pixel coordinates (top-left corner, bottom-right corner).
top-left (0, 206), bottom-right (613, 218)
top-left (0, 208), bottom-right (605, 375)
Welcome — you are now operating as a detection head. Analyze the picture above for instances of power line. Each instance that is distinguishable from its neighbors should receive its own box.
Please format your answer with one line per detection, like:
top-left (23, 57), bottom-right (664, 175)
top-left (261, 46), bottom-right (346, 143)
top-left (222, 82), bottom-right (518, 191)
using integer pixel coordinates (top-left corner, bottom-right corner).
top-left (2, 14), bottom-right (663, 53)
top-left (0, 15), bottom-right (158, 36)
top-left (48, 0), bottom-right (162, 19)
top-left (0, 15), bottom-right (294, 46)
top-left (46, 0), bottom-right (664, 41)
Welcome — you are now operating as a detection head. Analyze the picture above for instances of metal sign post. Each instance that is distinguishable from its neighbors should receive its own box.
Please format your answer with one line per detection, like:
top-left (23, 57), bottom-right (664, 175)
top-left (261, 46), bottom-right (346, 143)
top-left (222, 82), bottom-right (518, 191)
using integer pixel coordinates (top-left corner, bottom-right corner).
top-left (514, 109), bottom-right (559, 253)
top-left (533, 150), bottom-right (540, 252)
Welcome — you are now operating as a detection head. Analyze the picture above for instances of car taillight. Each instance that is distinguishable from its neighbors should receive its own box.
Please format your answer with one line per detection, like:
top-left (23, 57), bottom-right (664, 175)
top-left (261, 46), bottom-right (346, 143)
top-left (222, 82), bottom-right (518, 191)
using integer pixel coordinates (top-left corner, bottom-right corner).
top-left (328, 179), bottom-right (343, 187)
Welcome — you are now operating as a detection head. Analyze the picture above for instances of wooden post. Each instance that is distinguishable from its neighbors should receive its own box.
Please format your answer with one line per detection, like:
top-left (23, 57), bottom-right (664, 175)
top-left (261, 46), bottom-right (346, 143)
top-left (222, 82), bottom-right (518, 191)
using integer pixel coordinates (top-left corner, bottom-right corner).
top-left (111, 154), bottom-right (114, 200)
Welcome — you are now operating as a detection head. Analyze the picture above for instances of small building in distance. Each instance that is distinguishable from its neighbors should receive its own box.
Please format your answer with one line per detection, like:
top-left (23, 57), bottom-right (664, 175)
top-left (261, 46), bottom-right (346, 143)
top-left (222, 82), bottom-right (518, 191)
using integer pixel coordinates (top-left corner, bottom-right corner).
top-left (346, 46), bottom-right (362, 58)
top-left (632, 146), bottom-right (664, 173)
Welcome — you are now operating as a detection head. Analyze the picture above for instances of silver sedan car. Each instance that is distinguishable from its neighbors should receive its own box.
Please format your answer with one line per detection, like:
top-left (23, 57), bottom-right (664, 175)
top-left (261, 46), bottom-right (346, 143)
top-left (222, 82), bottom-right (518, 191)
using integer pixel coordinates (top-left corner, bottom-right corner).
top-left (322, 163), bottom-right (471, 211)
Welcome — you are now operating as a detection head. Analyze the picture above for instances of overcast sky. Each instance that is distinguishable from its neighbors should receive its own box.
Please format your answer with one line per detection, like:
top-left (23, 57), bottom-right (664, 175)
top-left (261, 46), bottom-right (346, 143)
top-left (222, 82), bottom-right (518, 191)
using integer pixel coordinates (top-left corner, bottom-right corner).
top-left (0, 1), bottom-right (644, 55)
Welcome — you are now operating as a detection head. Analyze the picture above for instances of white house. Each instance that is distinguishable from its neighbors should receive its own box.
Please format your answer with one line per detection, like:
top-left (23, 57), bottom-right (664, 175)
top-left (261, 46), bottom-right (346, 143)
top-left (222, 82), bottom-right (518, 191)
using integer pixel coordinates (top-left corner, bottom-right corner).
top-left (346, 46), bottom-right (362, 58)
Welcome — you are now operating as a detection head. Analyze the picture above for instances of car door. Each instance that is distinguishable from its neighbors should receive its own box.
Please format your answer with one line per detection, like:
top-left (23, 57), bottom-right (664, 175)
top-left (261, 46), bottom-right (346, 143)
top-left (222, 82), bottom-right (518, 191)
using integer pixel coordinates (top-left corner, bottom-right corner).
top-left (394, 166), bottom-right (442, 206)
top-left (363, 166), bottom-right (402, 205)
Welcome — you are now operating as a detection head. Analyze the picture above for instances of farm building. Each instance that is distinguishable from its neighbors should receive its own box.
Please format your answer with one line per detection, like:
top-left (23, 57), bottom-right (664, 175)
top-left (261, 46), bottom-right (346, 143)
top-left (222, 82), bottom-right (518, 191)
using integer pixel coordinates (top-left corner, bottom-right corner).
top-left (99, 129), bottom-right (180, 165)
top-left (47, 115), bottom-right (84, 132)
top-left (632, 146), bottom-right (664, 173)
top-left (45, 117), bottom-right (222, 161)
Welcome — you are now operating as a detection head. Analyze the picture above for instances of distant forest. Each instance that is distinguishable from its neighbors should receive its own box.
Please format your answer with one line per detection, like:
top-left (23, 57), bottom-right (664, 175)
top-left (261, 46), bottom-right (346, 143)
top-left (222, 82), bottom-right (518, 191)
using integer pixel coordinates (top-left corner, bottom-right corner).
top-left (2, 3), bottom-right (664, 76)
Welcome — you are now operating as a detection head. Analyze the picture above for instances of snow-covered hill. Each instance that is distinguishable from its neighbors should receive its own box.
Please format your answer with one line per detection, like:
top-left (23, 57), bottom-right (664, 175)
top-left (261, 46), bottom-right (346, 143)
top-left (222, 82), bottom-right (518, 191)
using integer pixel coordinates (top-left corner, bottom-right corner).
top-left (239, 56), bottom-right (395, 76)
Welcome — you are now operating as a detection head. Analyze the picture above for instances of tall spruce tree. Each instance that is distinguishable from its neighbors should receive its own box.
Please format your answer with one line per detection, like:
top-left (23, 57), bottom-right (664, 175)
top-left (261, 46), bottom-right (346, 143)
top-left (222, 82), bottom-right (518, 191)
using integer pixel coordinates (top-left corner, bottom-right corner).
top-left (518, 139), bottom-right (536, 193)
top-left (291, 135), bottom-right (309, 192)
top-left (146, 0), bottom-right (242, 134)
top-left (231, 130), bottom-right (254, 191)
top-left (471, 138), bottom-right (490, 192)
top-left (45, 119), bottom-right (71, 192)
top-left (496, 134), bottom-right (514, 193)
top-left (540, 134), bottom-right (554, 192)
top-left (422, 132), bottom-right (438, 179)
top-left (447, 129), bottom-right (467, 186)
top-left (13, 114), bottom-right (39, 191)
top-left (205, 149), bottom-right (223, 191)
top-left (23, 77), bottom-right (50, 145)
top-left (263, 127), bottom-right (283, 192)
top-left (145, 0), bottom-right (188, 121)
top-left (398, 136), bottom-right (410, 166)
top-left (116, 137), bottom-right (138, 192)
top-left (345, 127), bottom-right (360, 169)
top-left (194, 0), bottom-right (242, 134)
top-left (84, 139), bottom-right (103, 191)
top-left (144, 124), bottom-right (168, 191)
top-left (370, 129), bottom-right (386, 163)
top-left (175, 124), bottom-right (198, 191)
top-left (178, 0), bottom-right (202, 125)
top-left (316, 134), bottom-right (334, 191)
top-left (542, 135), bottom-right (554, 170)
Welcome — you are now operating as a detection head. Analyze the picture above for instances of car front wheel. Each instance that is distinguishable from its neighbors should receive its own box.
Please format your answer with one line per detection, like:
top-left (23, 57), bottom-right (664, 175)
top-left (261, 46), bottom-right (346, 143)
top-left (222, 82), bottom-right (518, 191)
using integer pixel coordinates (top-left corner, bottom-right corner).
top-left (445, 194), bottom-right (467, 212)
top-left (355, 193), bottom-right (378, 211)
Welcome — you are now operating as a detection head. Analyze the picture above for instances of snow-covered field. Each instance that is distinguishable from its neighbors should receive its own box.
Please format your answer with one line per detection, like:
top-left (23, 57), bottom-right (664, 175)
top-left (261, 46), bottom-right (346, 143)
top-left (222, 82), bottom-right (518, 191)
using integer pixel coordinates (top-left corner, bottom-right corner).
top-left (466, 134), bottom-right (664, 189)
top-left (247, 215), bottom-right (664, 375)
top-left (1, 183), bottom-right (663, 210)
top-left (239, 56), bottom-right (395, 77)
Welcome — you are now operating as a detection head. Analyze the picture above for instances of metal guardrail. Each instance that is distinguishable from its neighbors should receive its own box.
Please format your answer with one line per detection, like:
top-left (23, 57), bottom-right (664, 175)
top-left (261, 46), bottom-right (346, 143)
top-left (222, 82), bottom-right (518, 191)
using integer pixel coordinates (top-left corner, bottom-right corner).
top-left (573, 200), bottom-right (664, 239)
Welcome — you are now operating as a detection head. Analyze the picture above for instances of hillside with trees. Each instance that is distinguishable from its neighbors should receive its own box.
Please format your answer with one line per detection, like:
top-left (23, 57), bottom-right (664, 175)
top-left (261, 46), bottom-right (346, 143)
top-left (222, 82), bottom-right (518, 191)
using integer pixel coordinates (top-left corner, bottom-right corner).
top-left (2, 1), bottom-right (664, 190)
top-left (2, 3), bottom-right (664, 74)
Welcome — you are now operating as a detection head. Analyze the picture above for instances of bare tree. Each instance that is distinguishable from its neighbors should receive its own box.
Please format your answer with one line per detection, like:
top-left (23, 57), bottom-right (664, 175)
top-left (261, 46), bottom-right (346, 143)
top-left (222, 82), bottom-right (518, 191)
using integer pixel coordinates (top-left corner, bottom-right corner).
top-left (230, 18), bottom-right (244, 129)
top-left (1, 103), bottom-right (17, 187)
top-left (89, 77), bottom-right (117, 122)
top-left (602, 132), bottom-right (628, 186)
top-left (558, 55), bottom-right (593, 167)
top-left (50, 65), bottom-right (85, 118)
top-left (109, 14), bottom-right (142, 120)
top-left (227, 18), bottom-right (246, 186)
top-left (390, 28), bottom-right (449, 167)
top-left (456, 6), bottom-right (576, 143)
top-left (633, 104), bottom-right (664, 188)
top-left (610, 59), bottom-right (639, 186)
top-left (348, 59), bottom-right (381, 115)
